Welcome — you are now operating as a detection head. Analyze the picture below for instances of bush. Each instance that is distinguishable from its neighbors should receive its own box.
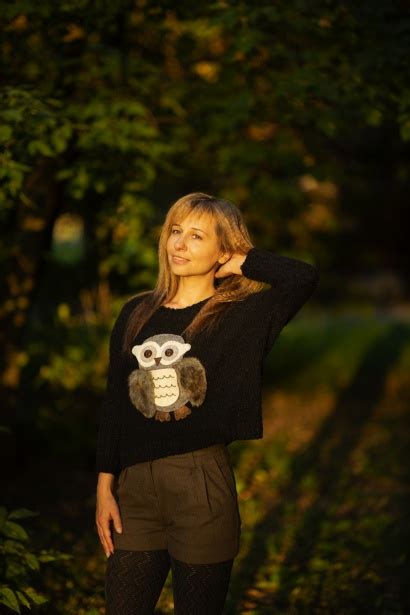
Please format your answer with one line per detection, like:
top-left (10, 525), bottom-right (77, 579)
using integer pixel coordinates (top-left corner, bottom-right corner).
top-left (0, 505), bottom-right (72, 613)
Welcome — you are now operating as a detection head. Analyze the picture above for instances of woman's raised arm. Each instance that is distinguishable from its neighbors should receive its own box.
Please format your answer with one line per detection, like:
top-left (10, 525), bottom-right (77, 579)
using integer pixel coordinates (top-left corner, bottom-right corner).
top-left (239, 247), bottom-right (320, 329)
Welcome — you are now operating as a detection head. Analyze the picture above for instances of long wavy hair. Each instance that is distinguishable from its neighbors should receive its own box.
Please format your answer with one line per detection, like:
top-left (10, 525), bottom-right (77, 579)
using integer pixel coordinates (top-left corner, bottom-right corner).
top-left (121, 192), bottom-right (265, 357)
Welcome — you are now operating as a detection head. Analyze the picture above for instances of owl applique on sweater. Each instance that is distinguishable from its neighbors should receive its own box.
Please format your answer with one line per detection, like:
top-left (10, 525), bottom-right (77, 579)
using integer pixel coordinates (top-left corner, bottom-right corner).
top-left (128, 333), bottom-right (207, 422)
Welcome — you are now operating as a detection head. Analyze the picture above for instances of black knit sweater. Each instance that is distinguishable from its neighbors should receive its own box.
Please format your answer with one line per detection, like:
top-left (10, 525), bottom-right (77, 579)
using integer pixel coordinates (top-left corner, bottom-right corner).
top-left (95, 247), bottom-right (320, 475)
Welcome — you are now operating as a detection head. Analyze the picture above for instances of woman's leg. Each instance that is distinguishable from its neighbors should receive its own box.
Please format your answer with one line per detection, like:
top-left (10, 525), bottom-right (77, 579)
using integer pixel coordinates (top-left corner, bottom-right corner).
top-left (105, 548), bottom-right (171, 615)
top-left (170, 555), bottom-right (234, 615)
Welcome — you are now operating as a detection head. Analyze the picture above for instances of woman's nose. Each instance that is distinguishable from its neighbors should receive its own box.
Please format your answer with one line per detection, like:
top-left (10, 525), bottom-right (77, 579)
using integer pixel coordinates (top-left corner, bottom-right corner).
top-left (174, 235), bottom-right (187, 249)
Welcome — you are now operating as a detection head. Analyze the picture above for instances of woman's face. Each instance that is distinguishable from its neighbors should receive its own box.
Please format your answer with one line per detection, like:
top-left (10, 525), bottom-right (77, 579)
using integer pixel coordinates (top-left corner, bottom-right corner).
top-left (166, 212), bottom-right (225, 276)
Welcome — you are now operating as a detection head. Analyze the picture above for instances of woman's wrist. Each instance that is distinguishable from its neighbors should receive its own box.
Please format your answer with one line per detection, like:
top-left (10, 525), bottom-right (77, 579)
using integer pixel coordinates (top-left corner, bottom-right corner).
top-left (237, 253), bottom-right (247, 273)
top-left (97, 472), bottom-right (115, 495)
top-left (215, 252), bottom-right (248, 279)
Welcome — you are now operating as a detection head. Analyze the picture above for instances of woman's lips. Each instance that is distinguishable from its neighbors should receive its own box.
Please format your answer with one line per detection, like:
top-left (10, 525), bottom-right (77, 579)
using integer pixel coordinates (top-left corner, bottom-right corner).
top-left (172, 255), bottom-right (190, 264)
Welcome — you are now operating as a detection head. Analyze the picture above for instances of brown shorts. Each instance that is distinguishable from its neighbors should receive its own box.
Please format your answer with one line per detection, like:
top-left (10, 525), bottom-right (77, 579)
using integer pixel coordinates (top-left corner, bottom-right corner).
top-left (112, 443), bottom-right (242, 564)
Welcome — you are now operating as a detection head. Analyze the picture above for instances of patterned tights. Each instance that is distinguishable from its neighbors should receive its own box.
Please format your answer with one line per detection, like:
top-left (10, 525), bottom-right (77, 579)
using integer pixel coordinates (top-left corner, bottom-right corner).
top-left (105, 548), bottom-right (234, 614)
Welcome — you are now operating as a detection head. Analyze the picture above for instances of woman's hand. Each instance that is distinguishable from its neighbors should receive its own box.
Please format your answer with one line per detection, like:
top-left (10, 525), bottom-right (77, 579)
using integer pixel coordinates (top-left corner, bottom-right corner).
top-left (96, 475), bottom-right (123, 557)
top-left (214, 253), bottom-right (247, 278)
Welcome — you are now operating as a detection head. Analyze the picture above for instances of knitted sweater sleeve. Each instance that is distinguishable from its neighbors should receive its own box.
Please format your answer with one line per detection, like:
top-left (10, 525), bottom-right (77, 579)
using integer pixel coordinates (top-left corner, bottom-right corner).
top-left (240, 247), bottom-right (320, 343)
top-left (95, 301), bottom-right (131, 476)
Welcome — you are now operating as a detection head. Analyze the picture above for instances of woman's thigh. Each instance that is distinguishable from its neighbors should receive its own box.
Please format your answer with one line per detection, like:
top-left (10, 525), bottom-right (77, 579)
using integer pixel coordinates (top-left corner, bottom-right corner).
top-left (171, 555), bottom-right (234, 615)
top-left (105, 548), bottom-right (171, 615)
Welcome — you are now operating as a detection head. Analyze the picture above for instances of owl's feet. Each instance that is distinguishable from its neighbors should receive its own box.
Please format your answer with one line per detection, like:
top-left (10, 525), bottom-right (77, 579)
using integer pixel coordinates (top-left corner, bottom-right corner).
top-left (174, 405), bottom-right (192, 421)
top-left (154, 410), bottom-right (171, 422)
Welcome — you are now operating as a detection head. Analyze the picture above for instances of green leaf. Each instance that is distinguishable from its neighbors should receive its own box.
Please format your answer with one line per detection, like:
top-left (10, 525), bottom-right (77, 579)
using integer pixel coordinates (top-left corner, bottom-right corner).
top-left (24, 553), bottom-right (40, 571)
top-left (15, 591), bottom-right (31, 609)
top-left (0, 126), bottom-right (13, 141)
top-left (1, 521), bottom-right (29, 541)
top-left (8, 508), bottom-right (39, 520)
top-left (400, 119), bottom-right (410, 141)
top-left (367, 109), bottom-right (382, 126)
top-left (0, 587), bottom-right (20, 613)
top-left (5, 559), bottom-right (27, 579)
top-left (27, 140), bottom-right (54, 157)
top-left (21, 587), bottom-right (48, 606)
top-left (3, 539), bottom-right (25, 555)
top-left (37, 550), bottom-right (73, 563)
top-left (50, 124), bottom-right (72, 153)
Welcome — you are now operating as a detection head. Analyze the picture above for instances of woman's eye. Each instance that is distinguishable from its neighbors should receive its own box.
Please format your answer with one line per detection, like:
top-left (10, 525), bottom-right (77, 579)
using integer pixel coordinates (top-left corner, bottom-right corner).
top-left (171, 229), bottom-right (202, 239)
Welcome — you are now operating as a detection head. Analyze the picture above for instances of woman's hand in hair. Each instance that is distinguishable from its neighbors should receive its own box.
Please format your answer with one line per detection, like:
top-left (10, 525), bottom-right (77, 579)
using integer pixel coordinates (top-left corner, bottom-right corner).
top-left (214, 253), bottom-right (247, 278)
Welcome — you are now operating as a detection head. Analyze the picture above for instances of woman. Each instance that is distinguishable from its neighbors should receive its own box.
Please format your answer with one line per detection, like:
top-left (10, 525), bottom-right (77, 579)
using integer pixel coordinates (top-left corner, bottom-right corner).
top-left (95, 192), bottom-right (319, 614)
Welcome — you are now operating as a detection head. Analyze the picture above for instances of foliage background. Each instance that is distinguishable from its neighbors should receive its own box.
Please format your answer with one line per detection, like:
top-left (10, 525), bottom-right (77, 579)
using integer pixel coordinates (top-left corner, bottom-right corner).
top-left (1, 0), bottom-right (409, 613)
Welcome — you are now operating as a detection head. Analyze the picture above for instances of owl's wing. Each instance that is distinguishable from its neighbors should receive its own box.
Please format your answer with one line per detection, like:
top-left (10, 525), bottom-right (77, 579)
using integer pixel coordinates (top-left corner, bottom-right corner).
top-left (179, 357), bottom-right (207, 406)
top-left (128, 369), bottom-right (156, 418)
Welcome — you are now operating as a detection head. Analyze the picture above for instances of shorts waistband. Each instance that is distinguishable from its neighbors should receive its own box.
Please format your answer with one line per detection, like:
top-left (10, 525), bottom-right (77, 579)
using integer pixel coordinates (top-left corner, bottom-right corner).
top-left (150, 443), bottom-right (228, 467)
top-left (121, 443), bottom-right (230, 472)
top-left (168, 443), bottom-right (226, 459)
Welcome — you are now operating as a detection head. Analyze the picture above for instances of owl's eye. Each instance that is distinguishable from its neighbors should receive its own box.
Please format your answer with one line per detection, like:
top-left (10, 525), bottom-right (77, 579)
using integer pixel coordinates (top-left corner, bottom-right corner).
top-left (143, 349), bottom-right (153, 358)
top-left (164, 348), bottom-right (174, 357)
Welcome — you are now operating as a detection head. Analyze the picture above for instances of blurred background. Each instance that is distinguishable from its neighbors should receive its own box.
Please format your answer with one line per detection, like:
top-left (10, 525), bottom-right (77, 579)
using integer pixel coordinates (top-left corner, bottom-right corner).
top-left (1, 1), bottom-right (409, 613)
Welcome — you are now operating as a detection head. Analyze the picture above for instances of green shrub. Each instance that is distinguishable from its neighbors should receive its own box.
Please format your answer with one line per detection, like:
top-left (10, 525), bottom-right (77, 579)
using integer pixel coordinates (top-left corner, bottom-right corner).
top-left (0, 505), bottom-right (72, 613)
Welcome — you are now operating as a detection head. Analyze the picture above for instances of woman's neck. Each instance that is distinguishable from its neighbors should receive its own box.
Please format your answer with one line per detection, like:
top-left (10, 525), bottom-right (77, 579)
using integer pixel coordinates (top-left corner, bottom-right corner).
top-left (165, 275), bottom-right (217, 308)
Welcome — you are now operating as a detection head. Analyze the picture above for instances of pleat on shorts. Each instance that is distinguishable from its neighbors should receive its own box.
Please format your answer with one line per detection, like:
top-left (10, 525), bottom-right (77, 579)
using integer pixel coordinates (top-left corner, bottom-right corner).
top-left (112, 443), bottom-right (242, 564)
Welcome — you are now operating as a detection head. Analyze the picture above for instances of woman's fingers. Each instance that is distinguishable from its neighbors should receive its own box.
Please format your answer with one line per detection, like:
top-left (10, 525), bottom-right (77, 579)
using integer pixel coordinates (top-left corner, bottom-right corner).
top-left (102, 517), bottom-right (115, 556)
top-left (111, 505), bottom-right (123, 535)
top-left (96, 495), bottom-right (121, 557)
top-left (215, 253), bottom-right (245, 278)
top-left (97, 522), bottom-right (112, 557)
top-left (96, 514), bottom-right (113, 557)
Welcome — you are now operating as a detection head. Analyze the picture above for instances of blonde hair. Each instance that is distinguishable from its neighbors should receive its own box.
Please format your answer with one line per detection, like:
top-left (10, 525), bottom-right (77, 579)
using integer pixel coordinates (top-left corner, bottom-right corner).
top-left (122, 192), bottom-right (265, 356)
